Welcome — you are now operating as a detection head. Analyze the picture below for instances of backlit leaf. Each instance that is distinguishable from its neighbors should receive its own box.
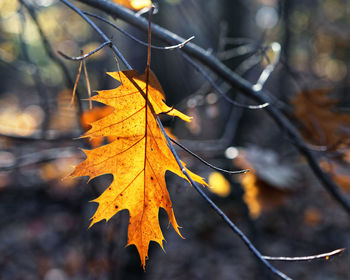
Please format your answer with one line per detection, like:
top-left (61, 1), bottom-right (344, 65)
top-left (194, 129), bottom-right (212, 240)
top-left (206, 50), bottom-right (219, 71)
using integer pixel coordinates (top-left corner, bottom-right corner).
top-left (70, 69), bottom-right (206, 268)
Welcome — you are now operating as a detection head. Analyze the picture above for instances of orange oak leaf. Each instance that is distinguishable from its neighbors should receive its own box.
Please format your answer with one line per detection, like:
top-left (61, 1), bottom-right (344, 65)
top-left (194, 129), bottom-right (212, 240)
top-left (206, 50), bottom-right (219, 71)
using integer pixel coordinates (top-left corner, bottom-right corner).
top-left (70, 70), bottom-right (206, 268)
top-left (113, 0), bottom-right (152, 10)
top-left (234, 147), bottom-right (297, 219)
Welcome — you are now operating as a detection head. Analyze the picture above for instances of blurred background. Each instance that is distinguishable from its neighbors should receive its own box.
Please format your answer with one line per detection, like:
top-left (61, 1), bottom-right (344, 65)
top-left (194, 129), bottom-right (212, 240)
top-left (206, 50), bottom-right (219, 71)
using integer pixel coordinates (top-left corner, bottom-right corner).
top-left (0, 0), bottom-right (350, 279)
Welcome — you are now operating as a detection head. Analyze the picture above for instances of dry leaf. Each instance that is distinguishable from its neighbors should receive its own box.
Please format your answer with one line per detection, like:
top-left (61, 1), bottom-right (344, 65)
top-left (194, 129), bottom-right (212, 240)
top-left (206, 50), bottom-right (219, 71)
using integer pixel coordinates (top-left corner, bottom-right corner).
top-left (234, 147), bottom-right (297, 219)
top-left (292, 89), bottom-right (350, 191)
top-left (292, 89), bottom-right (350, 148)
top-left (113, 0), bottom-right (152, 10)
top-left (70, 70), bottom-right (206, 268)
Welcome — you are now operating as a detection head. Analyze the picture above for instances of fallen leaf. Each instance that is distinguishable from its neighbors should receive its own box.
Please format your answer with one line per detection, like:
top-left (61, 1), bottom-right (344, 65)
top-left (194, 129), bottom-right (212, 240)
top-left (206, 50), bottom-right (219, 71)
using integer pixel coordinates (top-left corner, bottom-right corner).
top-left (70, 70), bottom-right (206, 268)
top-left (113, 0), bottom-right (152, 10)
top-left (234, 147), bottom-right (297, 219)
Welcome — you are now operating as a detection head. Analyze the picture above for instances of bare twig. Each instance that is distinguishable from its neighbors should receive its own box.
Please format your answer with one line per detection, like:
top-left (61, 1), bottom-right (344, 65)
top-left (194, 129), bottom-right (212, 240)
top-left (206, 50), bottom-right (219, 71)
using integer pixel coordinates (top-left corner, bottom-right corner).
top-left (170, 137), bottom-right (248, 175)
top-left (181, 52), bottom-right (269, 109)
top-left (263, 248), bottom-right (345, 262)
top-left (60, 0), bottom-right (131, 69)
top-left (253, 42), bottom-right (281, 91)
top-left (86, 12), bottom-right (266, 110)
top-left (158, 119), bottom-right (291, 280)
top-left (58, 41), bottom-right (112, 61)
top-left (85, 12), bottom-right (195, 50)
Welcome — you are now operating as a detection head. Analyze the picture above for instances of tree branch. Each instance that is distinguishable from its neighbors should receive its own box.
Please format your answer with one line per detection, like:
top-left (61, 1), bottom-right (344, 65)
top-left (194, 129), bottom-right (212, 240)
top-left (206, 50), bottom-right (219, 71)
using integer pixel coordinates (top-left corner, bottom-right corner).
top-left (158, 118), bottom-right (291, 280)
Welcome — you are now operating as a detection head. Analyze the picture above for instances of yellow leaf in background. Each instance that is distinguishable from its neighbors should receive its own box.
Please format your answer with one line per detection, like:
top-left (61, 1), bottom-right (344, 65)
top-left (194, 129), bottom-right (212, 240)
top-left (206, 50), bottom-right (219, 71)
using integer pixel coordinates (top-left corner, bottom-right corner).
top-left (70, 69), bottom-right (206, 268)
top-left (208, 172), bottom-right (231, 197)
top-left (113, 0), bottom-right (152, 10)
top-left (240, 172), bottom-right (262, 219)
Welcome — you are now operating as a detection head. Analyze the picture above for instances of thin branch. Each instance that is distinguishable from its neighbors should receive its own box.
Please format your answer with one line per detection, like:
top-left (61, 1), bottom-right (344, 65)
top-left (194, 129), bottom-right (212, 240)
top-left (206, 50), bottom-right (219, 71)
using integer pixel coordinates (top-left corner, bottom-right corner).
top-left (60, 0), bottom-right (132, 69)
top-left (181, 52), bottom-right (269, 109)
top-left (85, 12), bottom-right (194, 50)
top-left (76, 0), bottom-right (350, 215)
top-left (216, 44), bottom-right (257, 61)
top-left (253, 42), bottom-right (281, 92)
top-left (170, 137), bottom-right (248, 175)
top-left (86, 11), bottom-right (266, 110)
top-left (58, 41), bottom-right (112, 61)
top-left (263, 248), bottom-right (345, 262)
top-left (157, 118), bottom-right (291, 280)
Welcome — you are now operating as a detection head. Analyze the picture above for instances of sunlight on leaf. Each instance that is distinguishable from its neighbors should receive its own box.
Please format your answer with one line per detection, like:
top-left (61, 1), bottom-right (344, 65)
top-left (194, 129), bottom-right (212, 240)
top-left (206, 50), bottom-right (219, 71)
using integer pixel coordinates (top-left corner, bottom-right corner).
top-left (70, 69), bottom-right (206, 268)
top-left (81, 106), bottom-right (115, 148)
